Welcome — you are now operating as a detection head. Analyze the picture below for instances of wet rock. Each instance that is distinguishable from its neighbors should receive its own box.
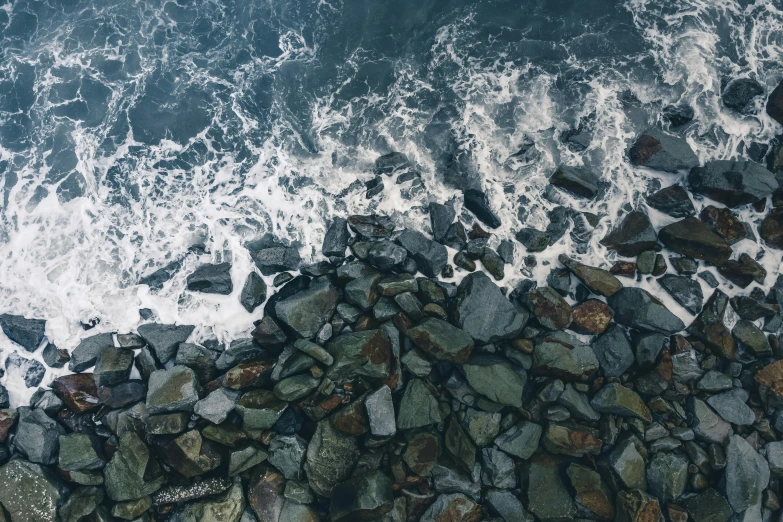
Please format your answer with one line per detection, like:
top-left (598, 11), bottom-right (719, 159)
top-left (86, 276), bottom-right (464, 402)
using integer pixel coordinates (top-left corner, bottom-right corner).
top-left (236, 390), bottom-right (287, 429)
top-left (240, 272), bottom-right (267, 313)
top-left (733, 319), bottom-right (772, 355)
top-left (330, 470), bottom-right (394, 522)
top-left (688, 397), bottom-right (731, 444)
top-left (69, 333), bottom-right (116, 372)
top-left (707, 388), bottom-right (755, 425)
top-left (321, 217), bottom-right (350, 258)
top-left (480, 447), bottom-right (515, 488)
top-left (567, 463), bottom-right (614, 520)
top-left (0, 409), bottom-right (17, 443)
top-left (404, 318), bottom-right (474, 364)
top-left (718, 253), bottom-right (767, 288)
top-left (700, 205), bottom-right (747, 244)
top-left (249, 235), bottom-right (302, 275)
top-left (462, 408), bottom-right (500, 447)
top-left (104, 432), bottom-right (165, 501)
top-left (186, 262), bottom-right (233, 295)
top-left (725, 433), bottom-right (770, 512)
top-left (247, 467), bottom-right (285, 521)
top-left (690, 159), bottom-right (777, 208)
top-left (194, 387), bottom-right (240, 424)
top-left (365, 385), bottom-right (396, 437)
top-left (227, 443), bottom-right (267, 477)
top-left (600, 211), bottom-right (658, 256)
top-left (420, 493), bottom-right (482, 522)
top-left (112, 496), bottom-right (152, 520)
top-left (59, 433), bottom-right (103, 471)
top-left (722, 77), bottom-right (764, 113)
top-left (367, 241), bottom-right (407, 271)
top-left (493, 420), bottom-right (541, 459)
top-left (176, 343), bottom-right (217, 383)
top-left (345, 274), bottom-right (381, 311)
top-left (687, 289), bottom-right (736, 359)
top-left (348, 214), bottom-right (395, 239)
top-left (683, 488), bottom-right (732, 522)
top-left (0, 458), bottom-right (65, 522)
top-left (274, 375), bottom-right (320, 401)
top-left (397, 229), bottom-right (448, 277)
top-left (549, 164), bottom-right (601, 199)
top-left (42, 342), bottom-right (70, 368)
top-left (268, 434), bottom-right (307, 480)
top-left (543, 423), bottom-right (602, 457)
top-left (462, 356), bottom-right (526, 408)
top-left (608, 287), bottom-right (685, 334)
top-left (615, 489), bottom-right (664, 522)
top-left (146, 366), bottom-right (201, 415)
top-left (429, 202), bottom-right (455, 243)
top-left (51, 373), bottom-right (101, 413)
top-left (527, 455), bottom-right (576, 521)
top-left (397, 378), bottom-right (445, 429)
top-left (591, 383), bottom-right (651, 421)
top-left (659, 217), bottom-right (733, 265)
top-left (93, 347), bottom-right (133, 388)
top-left (162, 429), bottom-right (222, 478)
top-left (558, 255), bottom-right (623, 296)
top-left (326, 329), bottom-right (390, 381)
top-left (452, 272), bottom-right (528, 344)
top-left (731, 295), bottom-right (778, 320)
top-left (628, 127), bottom-right (699, 172)
top-left (137, 323), bottom-right (195, 364)
top-left (524, 287), bottom-right (572, 330)
top-left (304, 419), bottom-right (361, 497)
top-left (5, 352), bottom-right (45, 388)
top-left (570, 299), bottom-right (613, 335)
top-left (609, 438), bottom-right (647, 489)
top-left (646, 184), bottom-right (696, 217)
top-left (463, 189), bottom-right (501, 229)
top-left (533, 331), bottom-right (600, 381)
top-left (486, 489), bottom-right (534, 522)
top-left (275, 277), bottom-right (340, 339)
top-left (0, 313), bottom-right (46, 351)
top-left (592, 325), bottom-right (635, 377)
top-left (760, 207), bottom-right (783, 249)
top-left (767, 78), bottom-right (783, 124)
top-left (515, 228), bottom-right (549, 252)
top-left (171, 478), bottom-right (245, 522)
top-left (658, 274), bottom-right (703, 315)
top-left (14, 407), bottom-right (65, 464)
top-left (647, 451), bottom-right (688, 503)
top-left (662, 103), bottom-right (695, 127)
top-left (480, 248), bottom-right (505, 280)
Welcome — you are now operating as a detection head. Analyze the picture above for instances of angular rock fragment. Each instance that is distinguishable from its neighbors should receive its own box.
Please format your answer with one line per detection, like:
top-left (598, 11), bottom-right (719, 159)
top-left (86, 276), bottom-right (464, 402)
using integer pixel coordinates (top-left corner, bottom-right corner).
top-left (687, 289), bottom-right (736, 359)
top-left (527, 455), bottom-right (576, 521)
top-left (248, 235), bottom-right (302, 275)
top-left (186, 262), bottom-right (233, 295)
top-left (452, 272), bottom-right (528, 344)
top-left (659, 217), bottom-right (733, 265)
top-left (323, 217), bottom-right (351, 258)
top-left (69, 332), bottom-right (115, 372)
top-left (689, 159), bottom-right (777, 207)
top-left (591, 383), bottom-right (651, 422)
top-left (104, 432), bottom-right (165, 501)
top-left (304, 419), bottom-right (361, 497)
top-left (420, 493), bottom-right (483, 522)
top-left (608, 287), bottom-right (685, 335)
top-left (600, 211), bottom-right (658, 257)
top-left (463, 189), bottom-right (501, 228)
top-left (628, 127), bottom-right (699, 172)
top-left (0, 458), bottom-right (65, 522)
top-left (658, 274), bottom-right (703, 315)
top-left (533, 331), bottom-right (600, 381)
top-left (146, 366), bottom-right (201, 415)
top-left (14, 407), bottom-right (66, 465)
top-left (567, 463), bottom-right (614, 521)
top-left (524, 286), bottom-right (572, 330)
top-left (646, 184), bottom-right (696, 217)
top-left (397, 229), bottom-right (448, 277)
top-left (559, 255), bottom-right (622, 296)
top-left (761, 207), bottom-right (783, 249)
top-left (275, 277), bottom-right (340, 339)
top-left (725, 434), bottom-right (770, 512)
top-left (240, 271), bottom-right (267, 313)
top-left (406, 318), bottom-right (474, 363)
top-left (137, 323), bottom-right (195, 364)
top-left (592, 325), bottom-right (635, 377)
top-left (330, 470), bottom-right (394, 522)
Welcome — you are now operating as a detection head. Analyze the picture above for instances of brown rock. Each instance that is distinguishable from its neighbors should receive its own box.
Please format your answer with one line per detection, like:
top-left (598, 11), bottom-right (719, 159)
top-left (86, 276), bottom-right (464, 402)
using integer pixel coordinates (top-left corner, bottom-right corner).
top-left (559, 255), bottom-right (623, 296)
top-left (0, 409), bottom-right (17, 443)
top-left (699, 205), bottom-right (747, 243)
top-left (687, 290), bottom-right (736, 359)
top-left (756, 360), bottom-right (783, 399)
top-left (615, 489), bottom-right (664, 522)
top-left (611, 262), bottom-right (637, 279)
top-left (332, 396), bottom-right (370, 436)
top-left (223, 358), bottom-right (275, 390)
top-left (570, 299), bottom-right (613, 334)
top-left (403, 432), bottom-right (440, 476)
top-left (761, 207), bottom-right (783, 249)
top-left (248, 466), bottom-right (285, 522)
top-left (51, 374), bottom-right (101, 413)
top-left (543, 423), bottom-right (602, 457)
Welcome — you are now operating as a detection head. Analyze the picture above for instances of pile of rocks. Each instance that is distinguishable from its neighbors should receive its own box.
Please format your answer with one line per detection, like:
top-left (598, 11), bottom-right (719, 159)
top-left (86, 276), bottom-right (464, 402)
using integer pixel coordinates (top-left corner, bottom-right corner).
top-left (1, 82), bottom-right (783, 522)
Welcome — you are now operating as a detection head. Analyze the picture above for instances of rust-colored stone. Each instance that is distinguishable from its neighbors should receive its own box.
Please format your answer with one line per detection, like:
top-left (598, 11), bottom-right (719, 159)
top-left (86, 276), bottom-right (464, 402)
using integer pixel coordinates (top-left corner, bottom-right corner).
top-left (756, 360), bottom-right (783, 399)
top-left (610, 261), bottom-right (637, 279)
top-left (0, 409), bottom-right (17, 443)
top-left (51, 373), bottom-right (100, 413)
top-left (570, 299), bottom-right (613, 334)
top-left (222, 358), bottom-right (275, 390)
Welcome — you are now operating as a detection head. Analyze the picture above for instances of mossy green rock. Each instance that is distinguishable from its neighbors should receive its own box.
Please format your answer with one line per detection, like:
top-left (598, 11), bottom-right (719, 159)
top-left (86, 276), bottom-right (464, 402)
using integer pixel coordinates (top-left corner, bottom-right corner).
top-left (104, 432), bottom-right (165, 501)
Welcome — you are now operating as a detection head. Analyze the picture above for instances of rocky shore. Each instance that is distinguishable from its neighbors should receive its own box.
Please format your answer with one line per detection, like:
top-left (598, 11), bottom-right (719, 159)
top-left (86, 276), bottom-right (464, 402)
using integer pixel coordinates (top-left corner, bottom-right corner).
top-left (1, 80), bottom-right (783, 522)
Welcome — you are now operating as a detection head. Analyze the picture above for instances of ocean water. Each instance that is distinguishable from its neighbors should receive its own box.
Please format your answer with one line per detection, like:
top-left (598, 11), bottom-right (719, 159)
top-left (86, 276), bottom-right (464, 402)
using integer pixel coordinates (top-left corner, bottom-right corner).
top-left (1, 0), bottom-right (783, 405)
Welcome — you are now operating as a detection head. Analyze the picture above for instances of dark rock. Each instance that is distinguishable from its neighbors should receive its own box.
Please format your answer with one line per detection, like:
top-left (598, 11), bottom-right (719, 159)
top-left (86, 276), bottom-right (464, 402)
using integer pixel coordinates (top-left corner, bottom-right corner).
top-left (480, 248), bottom-right (505, 280)
top-left (524, 286), bottom-right (572, 330)
top-left (397, 229), bottom-right (448, 277)
top-left (69, 332), bottom-right (115, 372)
top-left (733, 319), bottom-right (772, 355)
top-left (104, 432), bottom-right (165, 501)
top-left (239, 272), bottom-right (267, 313)
top-left (14, 407), bottom-right (65, 464)
top-left (633, 332), bottom-right (665, 368)
top-left (275, 277), bottom-right (340, 339)
top-left (662, 104), bottom-right (694, 127)
top-left (658, 217), bottom-right (733, 265)
top-left (42, 343), bottom-right (70, 368)
top-left (452, 272), bottom-right (528, 344)
top-left (591, 382), bottom-right (651, 421)
top-left (699, 205), bottom-right (747, 244)
top-left (497, 240), bottom-right (515, 264)
top-left (442, 221), bottom-right (468, 249)
top-left (420, 493), bottom-right (483, 522)
top-left (251, 316), bottom-right (288, 349)
top-left (323, 217), bottom-right (351, 258)
top-left (326, 329), bottom-right (391, 381)
top-left (730, 295), bottom-right (779, 320)
top-left (236, 390), bottom-right (287, 429)
top-left (615, 490), bottom-right (663, 522)
top-left (608, 287), bottom-right (685, 334)
top-left (658, 274), bottom-right (703, 315)
top-left (365, 175), bottom-right (383, 198)
top-left (533, 331), bottom-right (600, 381)
top-left (628, 127), bottom-right (699, 172)
top-left (462, 356), bottom-right (526, 408)
top-left (718, 253), bottom-right (766, 288)
top-left (592, 325), bottom-right (635, 377)
top-left (429, 202), bottom-right (455, 243)
top-left (687, 289), bottom-right (736, 359)
top-left (97, 381), bottom-right (146, 409)
top-left (567, 462), bottom-right (614, 520)
top-left (305, 419), bottom-right (361, 497)
top-left (406, 318), bottom-right (474, 363)
top-left (139, 259), bottom-right (181, 290)
top-left (366, 241), bottom-right (407, 271)
top-left (145, 366), bottom-right (201, 415)
top-left (761, 206), bottom-right (783, 249)
top-left (186, 262), bottom-right (233, 295)
top-left (528, 455), bottom-right (577, 520)
top-left (636, 250), bottom-right (656, 275)
top-left (559, 255), bottom-right (623, 296)
top-left (330, 470), bottom-right (394, 522)
top-left (161, 429), bottom-right (222, 478)
top-left (767, 78), bottom-right (783, 125)
top-left (600, 211), bottom-right (658, 256)
top-left (0, 313), bottom-right (46, 351)
top-left (515, 228), bottom-right (549, 252)
top-left (0, 458), bottom-right (66, 522)
top-left (646, 184), bottom-right (696, 217)
top-left (722, 77), bottom-right (764, 113)
top-left (683, 488), bottom-right (733, 522)
top-left (5, 352), bottom-right (45, 388)
top-left (137, 323), bottom-right (195, 364)
top-left (463, 189), bottom-right (501, 228)
top-left (725, 433), bottom-right (770, 512)
top-left (689, 160), bottom-right (777, 208)
top-left (175, 343), bottom-right (217, 383)
top-left (93, 347), bottom-right (133, 388)
top-left (348, 214), bottom-right (395, 239)
top-left (571, 299), bottom-right (613, 334)
top-left (248, 235), bottom-right (302, 275)
top-left (58, 433), bottom-right (103, 471)
top-left (51, 373), bottom-right (101, 413)
top-left (549, 164), bottom-right (600, 199)
top-left (670, 256), bottom-right (698, 275)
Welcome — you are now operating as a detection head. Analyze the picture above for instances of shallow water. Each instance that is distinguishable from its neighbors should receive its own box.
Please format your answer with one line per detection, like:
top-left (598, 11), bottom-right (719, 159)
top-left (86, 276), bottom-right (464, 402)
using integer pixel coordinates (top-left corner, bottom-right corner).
top-left (1, 0), bottom-right (783, 406)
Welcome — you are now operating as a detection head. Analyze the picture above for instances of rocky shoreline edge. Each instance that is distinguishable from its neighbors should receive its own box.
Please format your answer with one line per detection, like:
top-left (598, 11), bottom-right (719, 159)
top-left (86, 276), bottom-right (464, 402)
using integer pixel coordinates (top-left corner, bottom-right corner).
top-left (2, 80), bottom-right (783, 522)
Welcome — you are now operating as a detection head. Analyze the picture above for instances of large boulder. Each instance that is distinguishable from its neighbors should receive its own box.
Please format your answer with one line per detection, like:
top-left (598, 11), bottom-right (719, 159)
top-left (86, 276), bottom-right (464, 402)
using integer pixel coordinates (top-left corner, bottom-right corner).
top-left (600, 211), bottom-right (658, 256)
top-left (275, 277), bottom-right (340, 339)
top-left (0, 314), bottom-right (46, 351)
top-left (608, 287), bottom-right (685, 335)
top-left (13, 407), bottom-right (65, 465)
top-left (722, 77), bottom-right (764, 113)
top-left (658, 217), bottom-right (732, 265)
top-left (452, 272), bottom-right (528, 344)
top-left (248, 234), bottom-right (302, 275)
top-left (628, 127), bottom-right (699, 172)
top-left (689, 160), bottom-right (777, 207)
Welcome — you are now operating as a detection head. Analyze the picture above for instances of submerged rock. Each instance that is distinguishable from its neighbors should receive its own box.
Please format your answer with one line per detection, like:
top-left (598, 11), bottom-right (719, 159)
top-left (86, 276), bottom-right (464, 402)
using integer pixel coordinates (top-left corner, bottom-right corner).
top-left (463, 189), bottom-right (502, 229)
top-left (722, 77), bottom-right (764, 113)
top-left (549, 164), bottom-right (601, 199)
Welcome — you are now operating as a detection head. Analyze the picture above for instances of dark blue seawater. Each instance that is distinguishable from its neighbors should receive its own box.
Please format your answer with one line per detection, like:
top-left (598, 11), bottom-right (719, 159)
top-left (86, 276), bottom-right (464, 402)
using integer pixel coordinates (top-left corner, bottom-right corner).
top-left (1, 0), bottom-right (782, 400)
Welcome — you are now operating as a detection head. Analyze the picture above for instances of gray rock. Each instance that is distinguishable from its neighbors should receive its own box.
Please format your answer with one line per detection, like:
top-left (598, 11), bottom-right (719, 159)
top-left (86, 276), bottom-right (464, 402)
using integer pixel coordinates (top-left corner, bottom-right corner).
top-left (326, 329), bottom-right (391, 381)
top-left (175, 342), bottom-right (217, 383)
top-left (723, 77), bottom-right (764, 112)
top-left (515, 228), bottom-right (550, 252)
top-left (0, 314), bottom-right (46, 352)
top-left (659, 217), bottom-right (733, 266)
top-left (94, 347), bottom-right (134, 387)
top-left (274, 375), bottom-right (321, 401)
top-left (0, 458), bottom-right (65, 522)
top-left (557, 383), bottom-right (600, 421)
top-left (658, 274), bottom-right (704, 315)
top-left (330, 470), bottom-right (394, 522)
top-left (480, 447), bottom-right (515, 488)
top-left (646, 184), bottom-right (696, 218)
top-left (608, 287), bottom-right (685, 334)
top-left (146, 366), bottom-right (201, 415)
top-left (725, 434), bottom-right (770, 512)
top-left (249, 235), bottom-right (302, 275)
top-left (268, 434), bottom-right (308, 480)
top-left (566, 463), bottom-right (614, 521)
top-left (420, 493), bottom-right (483, 522)
top-left (764, 440), bottom-right (783, 476)
top-left (462, 408), bottom-right (501, 447)
top-left (462, 356), bottom-right (526, 408)
top-left (486, 489), bottom-right (534, 522)
top-left (69, 332), bottom-right (116, 372)
top-left (689, 159), bottom-right (778, 208)
top-left (406, 317), bottom-right (474, 363)
top-left (463, 189), bottom-right (502, 229)
top-left (707, 388), bottom-right (755, 425)
top-left (186, 262), bottom-right (233, 295)
top-left (494, 421), bottom-right (542, 459)
top-left (275, 277), bottom-right (340, 339)
top-left (592, 325), bottom-right (634, 377)
top-left (600, 211), bottom-right (658, 256)
top-left (215, 338), bottom-right (264, 371)
top-left (687, 289), bottom-right (736, 359)
top-left (365, 385), bottom-right (396, 437)
top-left (609, 438), bottom-right (647, 490)
top-left (228, 444), bottom-right (268, 477)
top-left (14, 407), bottom-right (65, 465)
top-left (527, 455), bottom-right (577, 521)
top-left (5, 352), bottom-right (46, 388)
top-left (194, 387), bottom-right (241, 424)
top-left (304, 419), bottom-right (361, 497)
top-left (429, 202), bottom-right (455, 243)
top-left (628, 127), bottom-right (699, 172)
top-left (104, 432), bottom-right (165, 501)
top-left (533, 331), bottom-right (600, 381)
top-left (733, 320), bottom-right (772, 355)
top-left (683, 488), bottom-right (733, 522)
top-left (452, 272), bottom-right (528, 344)
top-left (323, 217), bottom-right (351, 257)
top-left (634, 332), bottom-right (666, 368)
top-left (170, 477), bottom-right (245, 522)
top-left (394, 292), bottom-right (425, 321)
top-left (397, 378), bottom-right (445, 430)
top-left (524, 286), bottom-right (572, 330)
top-left (688, 397), bottom-right (731, 444)
top-left (137, 323), bottom-right (195, 364)
top-left (42, 342), bottom-right (70, 368)
top-left (550, 164), bottom-right (600, 199)
top-left (59, 433), bottom-right (103, 471)
top-left (397, 229), bottom-right (448, 277)
top-left (344, 274), bottom-right (382, 311)
top-left (697, 371), bottom-right (734, 392)
top-left (59, 486), bottom-right (104, 522)
top-left (558, 255), bottom-right (623, 296)
top-left (293, 338), bottom-right (334, 366)
top-left (591, 383), bottom-right (651, 422)
top-left (240, 272), bottom-right (267, 313)
top-left (236, 390), bottom-right (288, 429)
top-left (647, 451), bottom-right (688, 503)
